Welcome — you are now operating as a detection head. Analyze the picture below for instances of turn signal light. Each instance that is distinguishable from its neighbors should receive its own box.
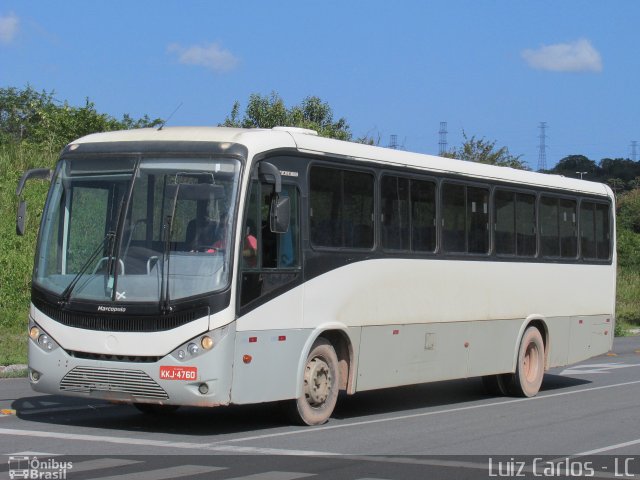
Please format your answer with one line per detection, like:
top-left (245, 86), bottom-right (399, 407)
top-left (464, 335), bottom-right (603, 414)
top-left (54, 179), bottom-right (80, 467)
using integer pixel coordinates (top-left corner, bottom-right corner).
top-left (201, 336), bottom-right (214, 350)
top-left (29, 327), bottom-right (40, 340)
top-left (243, 354), bottom-right (252, 364)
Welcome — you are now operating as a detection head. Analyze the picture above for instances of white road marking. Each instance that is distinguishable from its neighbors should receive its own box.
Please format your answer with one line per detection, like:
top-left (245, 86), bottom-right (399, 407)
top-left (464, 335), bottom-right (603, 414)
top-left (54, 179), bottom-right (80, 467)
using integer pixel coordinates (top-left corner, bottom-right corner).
top-left (86, 465), bottom-right (225, 480)
top-left (211, 445), bottom-right (340, 456)
top-left (68, 458), bottom-right (143, 473)
top-left (0, 428), bottom-right (202, 449)
top-left (224, 379), bottom-right (640, 444)
top-left (573, 437), bottom-right (640, 456)
top-left (8, 451), bottom-right (59, 456)
top-left (0, 427), bottom-right (340, 456)
top-left (560, 362), bottom-right (640, 375)
top-left (223, 472), bottom-right (315, 480)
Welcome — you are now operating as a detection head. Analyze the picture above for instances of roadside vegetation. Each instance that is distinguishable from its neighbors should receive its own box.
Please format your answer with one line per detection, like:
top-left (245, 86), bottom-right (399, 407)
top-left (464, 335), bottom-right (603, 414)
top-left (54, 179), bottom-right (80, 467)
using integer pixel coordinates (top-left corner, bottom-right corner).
top-left (0, 86), bottom-right (638, 367)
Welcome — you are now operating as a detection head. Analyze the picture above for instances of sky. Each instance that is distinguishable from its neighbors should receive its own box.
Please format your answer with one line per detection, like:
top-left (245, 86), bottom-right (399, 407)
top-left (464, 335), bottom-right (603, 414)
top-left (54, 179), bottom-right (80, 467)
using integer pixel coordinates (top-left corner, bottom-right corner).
top-left (1, 1), bottom-right (639, 169)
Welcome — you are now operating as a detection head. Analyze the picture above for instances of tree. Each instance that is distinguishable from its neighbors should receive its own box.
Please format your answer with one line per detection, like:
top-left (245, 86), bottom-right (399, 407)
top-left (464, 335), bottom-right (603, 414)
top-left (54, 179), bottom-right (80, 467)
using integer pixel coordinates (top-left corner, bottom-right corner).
top-left (629, 176), bottom-right (640, 190)
top-left (0, 85), bottom-right (163, 149)
top-left (618, 189), bottom-right (640, 233)
top-left (607, 178), bottom-right (625, 197)
top-left (599, 158), bottom-right (640, 184)
top-left (443, 132), bottom-right (529, 170)
top-left (222, 92), bottom-right (351, 141)
top-left (550, 155), bottom-right (599, 178)
top-left (0, 86), bottom-right (55, 142)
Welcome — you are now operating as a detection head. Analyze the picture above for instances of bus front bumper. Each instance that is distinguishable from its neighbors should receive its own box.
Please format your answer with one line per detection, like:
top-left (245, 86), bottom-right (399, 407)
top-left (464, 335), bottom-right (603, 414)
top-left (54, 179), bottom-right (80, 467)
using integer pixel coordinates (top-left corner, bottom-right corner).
top-left (27, 322), bottom-right (236, 408)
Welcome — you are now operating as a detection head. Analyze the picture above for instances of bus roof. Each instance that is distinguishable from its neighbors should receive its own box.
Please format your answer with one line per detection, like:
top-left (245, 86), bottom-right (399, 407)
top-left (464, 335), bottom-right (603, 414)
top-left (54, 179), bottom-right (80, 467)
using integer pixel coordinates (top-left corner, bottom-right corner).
top-left (70, 126), bottom-right (611, 197)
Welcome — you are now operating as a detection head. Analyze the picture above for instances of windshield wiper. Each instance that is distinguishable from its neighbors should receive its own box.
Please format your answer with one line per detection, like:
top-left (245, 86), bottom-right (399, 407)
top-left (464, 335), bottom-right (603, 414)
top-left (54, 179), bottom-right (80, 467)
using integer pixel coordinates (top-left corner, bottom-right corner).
top-left (159, 180), bottom-right (181, 314)
top-left (59, 232), bottom-right (115, 306)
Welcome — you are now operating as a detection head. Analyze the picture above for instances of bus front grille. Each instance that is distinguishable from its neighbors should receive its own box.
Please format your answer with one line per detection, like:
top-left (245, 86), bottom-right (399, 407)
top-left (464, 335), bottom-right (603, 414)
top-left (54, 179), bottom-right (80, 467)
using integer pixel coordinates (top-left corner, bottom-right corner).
top-left (60, 366), bottom-right (169, 400)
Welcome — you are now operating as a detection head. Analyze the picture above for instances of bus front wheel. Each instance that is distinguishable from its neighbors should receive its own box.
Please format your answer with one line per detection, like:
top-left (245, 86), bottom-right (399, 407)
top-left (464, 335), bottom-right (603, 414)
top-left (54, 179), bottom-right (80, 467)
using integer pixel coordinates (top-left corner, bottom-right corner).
top-left (288, 338), bottom-right (339, 426)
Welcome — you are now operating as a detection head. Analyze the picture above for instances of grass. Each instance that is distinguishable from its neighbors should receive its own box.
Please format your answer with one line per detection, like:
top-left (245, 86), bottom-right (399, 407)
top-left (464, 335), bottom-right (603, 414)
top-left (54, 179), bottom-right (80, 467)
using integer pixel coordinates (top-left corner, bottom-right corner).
top-left (617, 269), bottom-right (640, 323)
top-left (0, 332), bottom-right (27, 367)
top-left (0, 367), bottom-right (28, 379)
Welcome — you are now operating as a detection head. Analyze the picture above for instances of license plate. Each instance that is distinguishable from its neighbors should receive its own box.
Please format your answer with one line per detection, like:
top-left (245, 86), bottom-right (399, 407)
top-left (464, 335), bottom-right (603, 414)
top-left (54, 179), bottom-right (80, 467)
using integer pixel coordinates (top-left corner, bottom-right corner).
top-left (159, 366), bottom-right (197, 381)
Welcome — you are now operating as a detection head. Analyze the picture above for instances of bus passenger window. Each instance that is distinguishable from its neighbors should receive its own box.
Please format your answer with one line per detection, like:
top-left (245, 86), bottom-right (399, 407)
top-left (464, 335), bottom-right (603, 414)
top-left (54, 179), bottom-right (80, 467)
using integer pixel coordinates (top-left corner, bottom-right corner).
top-left (310, 166), bottom-right (374, 249)
top-left (495, 190), bottom-right (516, 255)
top-left (540, 196), bottom-right (560, 257)
top-left (595, 203), bottom-right (611, 260)
top-left (516, 193), bottom-right (536, 257)
top-left (581, 201), bottom-right (611, 260)
top-left (411, 180), bottom-right (436, 252)
top-left (467, 186), bottom-right (489, 254)
top-left (541, 196), bottom-right (577, 259)
top-left (559, 199), bottom-right (577, 258)
top-left (443, 183), bottom-right (488, 254)
top-left (442, 183), bottom-right (466, 253)
top-left (495, 190), bottom-right (536, 257)
top-left (381, 176), bottom-right (410, 250)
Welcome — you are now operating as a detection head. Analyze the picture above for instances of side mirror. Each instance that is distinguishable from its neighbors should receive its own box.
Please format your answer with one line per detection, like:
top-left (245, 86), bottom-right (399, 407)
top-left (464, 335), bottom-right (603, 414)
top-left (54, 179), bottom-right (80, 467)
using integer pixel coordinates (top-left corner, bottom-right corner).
top-left (258, 162), bottom-right (282, 193)
top-left (16, 200), bottom-right (26, 236)
top-left (270, 194), bottom-right (290, 234)
top-left (15, 168), bottom-right (52, 236)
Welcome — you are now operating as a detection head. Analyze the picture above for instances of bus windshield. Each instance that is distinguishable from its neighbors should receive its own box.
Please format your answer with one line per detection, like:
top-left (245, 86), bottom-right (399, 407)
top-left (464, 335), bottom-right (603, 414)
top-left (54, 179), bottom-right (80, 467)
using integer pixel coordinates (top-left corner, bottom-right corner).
top-left (34, 156), bottom-right (241, 305)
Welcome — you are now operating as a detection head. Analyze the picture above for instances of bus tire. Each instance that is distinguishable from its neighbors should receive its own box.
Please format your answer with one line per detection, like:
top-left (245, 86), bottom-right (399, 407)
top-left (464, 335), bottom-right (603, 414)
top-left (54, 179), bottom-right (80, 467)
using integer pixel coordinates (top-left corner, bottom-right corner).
top-left (134, 403), bottom-right (180, 415)
top-left (511, 326), bottom-right (545, 397)
top-left (288, 338), bottom-right (339, 426)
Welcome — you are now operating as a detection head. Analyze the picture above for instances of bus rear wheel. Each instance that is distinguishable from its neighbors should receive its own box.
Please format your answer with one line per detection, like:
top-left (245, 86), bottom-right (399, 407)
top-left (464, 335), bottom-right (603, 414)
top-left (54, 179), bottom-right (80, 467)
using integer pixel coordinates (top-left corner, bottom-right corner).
top-left (288, 338), bottom-right (339, 426)
top-left (511, 326), bottom-right (545, 397)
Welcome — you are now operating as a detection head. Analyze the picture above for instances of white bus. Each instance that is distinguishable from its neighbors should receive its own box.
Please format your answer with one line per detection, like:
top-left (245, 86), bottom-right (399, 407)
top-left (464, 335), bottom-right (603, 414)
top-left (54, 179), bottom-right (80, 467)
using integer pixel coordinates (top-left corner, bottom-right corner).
top-left (17, 126), bottom-right (615, 425)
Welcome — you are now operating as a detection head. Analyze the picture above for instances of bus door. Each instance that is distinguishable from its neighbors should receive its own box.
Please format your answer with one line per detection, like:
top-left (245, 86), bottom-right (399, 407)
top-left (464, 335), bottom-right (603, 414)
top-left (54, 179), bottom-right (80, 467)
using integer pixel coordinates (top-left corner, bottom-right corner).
top-left (238, 175), bottom-right (301, 311)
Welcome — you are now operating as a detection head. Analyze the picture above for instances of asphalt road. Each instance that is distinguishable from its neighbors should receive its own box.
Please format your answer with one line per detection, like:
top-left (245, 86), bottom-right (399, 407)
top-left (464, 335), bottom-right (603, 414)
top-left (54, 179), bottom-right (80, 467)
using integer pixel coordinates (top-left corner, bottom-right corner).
top-left (0, 336), bottom-right (639, 480)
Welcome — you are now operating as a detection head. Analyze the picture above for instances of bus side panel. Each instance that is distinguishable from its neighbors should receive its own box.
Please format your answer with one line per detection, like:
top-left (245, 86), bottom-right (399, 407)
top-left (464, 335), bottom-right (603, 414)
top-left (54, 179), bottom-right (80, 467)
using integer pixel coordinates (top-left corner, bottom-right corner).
top-left (546, 317), bottom-right (571, 368)
top-left (466, 319), bottom-right (524, 377)
top-left (356, 322), bottom-right (470, 391)
top-left (567, 315), bottom-right (613, 365)
top-left (232, 284), bottom-right (307, 404)
top-left (230, 328), bottom-right (311, 404)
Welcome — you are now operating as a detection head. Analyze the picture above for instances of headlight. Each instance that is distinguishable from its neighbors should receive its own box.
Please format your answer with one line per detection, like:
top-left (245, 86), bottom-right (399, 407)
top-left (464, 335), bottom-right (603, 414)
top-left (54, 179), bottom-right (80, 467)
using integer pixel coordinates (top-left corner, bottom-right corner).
top-left (38, 335), bottom-right (54, 351)
top-left (29, 321), bottom-right (59, 352)
top-left (170, 325), bottom-right (230, 361)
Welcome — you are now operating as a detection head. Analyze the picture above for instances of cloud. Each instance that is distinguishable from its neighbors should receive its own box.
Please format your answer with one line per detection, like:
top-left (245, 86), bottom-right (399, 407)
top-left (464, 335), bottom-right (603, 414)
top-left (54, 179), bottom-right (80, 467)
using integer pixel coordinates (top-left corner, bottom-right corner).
top-left (0, 13), bottom-right (19, 44)
top-left (522, 39), bottom-right (602, 73)
top-left (167, 42), bottom-right (239, 73)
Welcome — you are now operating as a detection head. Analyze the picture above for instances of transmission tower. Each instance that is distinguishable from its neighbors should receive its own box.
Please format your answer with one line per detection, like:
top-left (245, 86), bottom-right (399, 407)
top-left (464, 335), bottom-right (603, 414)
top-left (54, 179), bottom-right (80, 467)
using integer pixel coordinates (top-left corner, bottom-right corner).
top-left (537, 122), bottom-right (548, 171)
top-left (438, 121), bottom-right (448, 155)
top-left (631, 141), bottom-right (638, 161)
top-left (389, 134), bottom-right (398, 150)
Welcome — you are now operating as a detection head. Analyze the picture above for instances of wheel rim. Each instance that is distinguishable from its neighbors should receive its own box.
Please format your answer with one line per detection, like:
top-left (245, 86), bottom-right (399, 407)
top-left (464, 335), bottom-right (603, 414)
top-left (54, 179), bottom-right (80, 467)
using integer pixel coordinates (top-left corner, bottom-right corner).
top-left (523, 341), bottom-right (540, 383)
top-left (304, 356), bottom-right (332, 407)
